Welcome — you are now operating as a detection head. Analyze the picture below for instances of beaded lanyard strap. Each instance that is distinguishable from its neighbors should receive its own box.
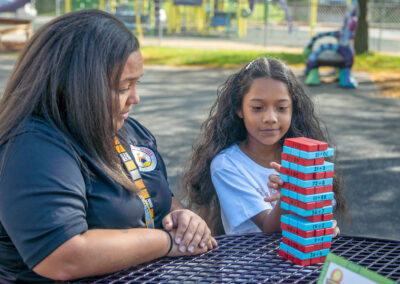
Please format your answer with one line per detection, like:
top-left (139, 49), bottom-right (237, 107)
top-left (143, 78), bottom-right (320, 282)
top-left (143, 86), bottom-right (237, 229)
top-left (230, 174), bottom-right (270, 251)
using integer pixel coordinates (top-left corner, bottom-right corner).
top-left (114, 136), bottom-right (155, 229)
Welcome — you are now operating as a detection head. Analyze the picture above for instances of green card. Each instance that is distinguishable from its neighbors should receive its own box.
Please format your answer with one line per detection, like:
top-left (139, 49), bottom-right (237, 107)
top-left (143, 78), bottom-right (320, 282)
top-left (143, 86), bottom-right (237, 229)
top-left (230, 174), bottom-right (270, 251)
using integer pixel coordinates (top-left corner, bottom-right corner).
top-left (318, 253), bottom-right (396, 284)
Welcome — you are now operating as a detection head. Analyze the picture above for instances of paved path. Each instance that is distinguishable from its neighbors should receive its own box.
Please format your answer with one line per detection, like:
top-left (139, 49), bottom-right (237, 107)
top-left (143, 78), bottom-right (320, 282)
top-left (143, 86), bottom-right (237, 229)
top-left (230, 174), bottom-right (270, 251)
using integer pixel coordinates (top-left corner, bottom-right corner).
top-left (1, 56), bottom-right (399, 241)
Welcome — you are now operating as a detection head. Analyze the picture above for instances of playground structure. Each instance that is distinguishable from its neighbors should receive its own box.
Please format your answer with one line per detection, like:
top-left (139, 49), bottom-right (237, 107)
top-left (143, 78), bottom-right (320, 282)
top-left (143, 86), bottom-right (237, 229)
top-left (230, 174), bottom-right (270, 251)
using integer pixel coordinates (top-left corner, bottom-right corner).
top-left (64, 0), bottom-right (155, 40)
top-left (64, 0), bottom-right (254, 38)
top-left (303, 0), bottom-right (358, 88)
top-left (167, 0), bottom-right (252, 37)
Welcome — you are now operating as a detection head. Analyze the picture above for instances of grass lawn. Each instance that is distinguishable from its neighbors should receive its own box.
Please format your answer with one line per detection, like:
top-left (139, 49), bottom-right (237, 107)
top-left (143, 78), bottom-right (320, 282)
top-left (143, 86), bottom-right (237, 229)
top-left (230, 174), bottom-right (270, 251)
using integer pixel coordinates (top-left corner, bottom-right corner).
top-left (142, 46), bottom-right (400, 97)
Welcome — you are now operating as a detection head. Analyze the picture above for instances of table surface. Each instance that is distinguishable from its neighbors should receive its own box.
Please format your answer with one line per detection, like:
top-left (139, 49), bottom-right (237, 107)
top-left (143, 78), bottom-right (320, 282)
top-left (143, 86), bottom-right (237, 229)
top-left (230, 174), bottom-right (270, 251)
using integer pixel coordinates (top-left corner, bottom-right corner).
top-left (68, 233), bottom-right (400, 283)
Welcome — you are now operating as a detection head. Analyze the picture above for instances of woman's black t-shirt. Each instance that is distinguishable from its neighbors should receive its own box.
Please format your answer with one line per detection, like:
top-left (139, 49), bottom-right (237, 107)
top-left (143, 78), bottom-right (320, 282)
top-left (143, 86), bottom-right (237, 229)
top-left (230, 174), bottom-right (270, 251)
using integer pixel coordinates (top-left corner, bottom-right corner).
top-left (0, 117), bottom-right (172, 283)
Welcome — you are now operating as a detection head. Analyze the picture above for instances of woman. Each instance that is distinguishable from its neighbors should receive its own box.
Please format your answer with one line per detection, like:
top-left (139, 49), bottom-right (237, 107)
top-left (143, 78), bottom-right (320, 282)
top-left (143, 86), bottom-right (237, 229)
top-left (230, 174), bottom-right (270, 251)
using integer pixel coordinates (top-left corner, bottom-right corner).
top-left (0, 10), bottom-right (217, 282)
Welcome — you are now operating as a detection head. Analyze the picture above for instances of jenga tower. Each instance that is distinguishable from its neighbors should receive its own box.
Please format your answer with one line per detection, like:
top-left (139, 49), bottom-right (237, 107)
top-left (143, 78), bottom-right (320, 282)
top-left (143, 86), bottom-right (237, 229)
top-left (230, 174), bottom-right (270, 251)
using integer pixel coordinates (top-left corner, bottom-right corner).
top-left (278, 137), bottom-right (335, 266)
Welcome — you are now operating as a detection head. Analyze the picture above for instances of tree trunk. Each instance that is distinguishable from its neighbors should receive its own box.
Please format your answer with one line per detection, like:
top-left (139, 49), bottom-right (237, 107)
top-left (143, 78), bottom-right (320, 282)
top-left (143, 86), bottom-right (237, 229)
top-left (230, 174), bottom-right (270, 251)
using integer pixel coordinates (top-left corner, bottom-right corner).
top-left (355, 0), bottom-right (369, 54)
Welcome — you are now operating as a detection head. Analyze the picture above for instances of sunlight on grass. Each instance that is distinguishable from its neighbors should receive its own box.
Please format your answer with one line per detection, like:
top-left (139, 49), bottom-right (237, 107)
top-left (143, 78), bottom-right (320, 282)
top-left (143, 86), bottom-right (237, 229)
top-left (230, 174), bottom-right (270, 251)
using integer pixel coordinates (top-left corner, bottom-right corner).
top-left (142, 46), bottom-right (399, 73)
top-left (141, 46), bottom-right (400, 97)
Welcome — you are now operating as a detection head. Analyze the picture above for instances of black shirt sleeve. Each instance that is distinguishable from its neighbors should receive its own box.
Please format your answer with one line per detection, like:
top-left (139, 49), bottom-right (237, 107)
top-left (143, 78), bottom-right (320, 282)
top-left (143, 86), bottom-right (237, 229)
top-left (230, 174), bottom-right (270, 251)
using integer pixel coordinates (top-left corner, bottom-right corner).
top-left (0, 129), bottom-right (88, 269)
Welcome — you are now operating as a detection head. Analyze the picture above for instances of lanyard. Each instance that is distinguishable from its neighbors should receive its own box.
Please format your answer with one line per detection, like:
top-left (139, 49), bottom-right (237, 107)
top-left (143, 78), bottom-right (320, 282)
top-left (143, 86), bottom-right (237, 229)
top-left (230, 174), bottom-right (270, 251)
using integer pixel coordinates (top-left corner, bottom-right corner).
top-left (114, 136), bottom-right (155, 229)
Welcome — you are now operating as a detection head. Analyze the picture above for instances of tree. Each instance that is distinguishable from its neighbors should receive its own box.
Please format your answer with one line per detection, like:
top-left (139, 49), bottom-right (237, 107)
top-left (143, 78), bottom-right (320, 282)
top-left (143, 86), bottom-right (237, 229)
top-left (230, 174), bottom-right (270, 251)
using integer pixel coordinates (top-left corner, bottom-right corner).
top-left (355, 0), bottom-right (369, 54)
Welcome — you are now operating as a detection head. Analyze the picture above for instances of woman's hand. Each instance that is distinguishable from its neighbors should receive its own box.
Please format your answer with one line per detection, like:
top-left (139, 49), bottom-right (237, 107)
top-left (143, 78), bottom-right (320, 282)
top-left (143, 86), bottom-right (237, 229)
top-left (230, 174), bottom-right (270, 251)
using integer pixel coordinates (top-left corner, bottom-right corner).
top-left (265, 162), bottom-right (283, 203)
top-left (162, 209), bottom-right (218, 254)
top-left (332, 219), bottom-right (340, 237)
top-left (166, 228), bottom-right (209, 257)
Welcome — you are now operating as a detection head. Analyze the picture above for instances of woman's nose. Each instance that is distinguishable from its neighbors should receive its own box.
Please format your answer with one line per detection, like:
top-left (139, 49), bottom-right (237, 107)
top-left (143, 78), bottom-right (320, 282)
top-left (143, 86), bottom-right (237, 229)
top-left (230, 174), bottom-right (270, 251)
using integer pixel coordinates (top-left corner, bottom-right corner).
top-left (128, 90), bottom-right (140, 105)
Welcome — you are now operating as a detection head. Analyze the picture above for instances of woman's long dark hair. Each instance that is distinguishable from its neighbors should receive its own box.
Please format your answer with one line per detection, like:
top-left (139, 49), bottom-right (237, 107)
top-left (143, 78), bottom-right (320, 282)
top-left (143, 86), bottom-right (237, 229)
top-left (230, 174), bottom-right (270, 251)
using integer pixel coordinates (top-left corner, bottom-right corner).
top-left (182, 57), bottom-right (347, 235)
top-left (0, 9), bottom-right (140, 192)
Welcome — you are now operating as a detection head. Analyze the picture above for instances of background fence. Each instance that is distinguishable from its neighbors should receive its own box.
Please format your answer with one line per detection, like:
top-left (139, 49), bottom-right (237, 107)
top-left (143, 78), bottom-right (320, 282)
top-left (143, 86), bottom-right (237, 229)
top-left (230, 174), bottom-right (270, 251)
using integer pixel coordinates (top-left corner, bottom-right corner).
top-left (35, 0), bottom-right (400, 54)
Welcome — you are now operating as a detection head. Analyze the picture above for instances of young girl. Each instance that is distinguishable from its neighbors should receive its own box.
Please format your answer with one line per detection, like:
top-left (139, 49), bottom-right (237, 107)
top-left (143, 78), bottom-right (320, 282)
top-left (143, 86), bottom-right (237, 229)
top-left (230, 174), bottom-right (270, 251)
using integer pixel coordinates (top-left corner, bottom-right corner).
top-left (182, 57), bottom-right (346, 236)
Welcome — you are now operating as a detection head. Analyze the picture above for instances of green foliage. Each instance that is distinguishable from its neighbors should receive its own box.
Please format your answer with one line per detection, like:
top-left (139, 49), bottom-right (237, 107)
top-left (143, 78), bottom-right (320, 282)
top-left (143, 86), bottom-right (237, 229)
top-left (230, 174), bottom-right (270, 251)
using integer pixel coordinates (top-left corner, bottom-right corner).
top-left (249, 3), bottom-right (286, 24)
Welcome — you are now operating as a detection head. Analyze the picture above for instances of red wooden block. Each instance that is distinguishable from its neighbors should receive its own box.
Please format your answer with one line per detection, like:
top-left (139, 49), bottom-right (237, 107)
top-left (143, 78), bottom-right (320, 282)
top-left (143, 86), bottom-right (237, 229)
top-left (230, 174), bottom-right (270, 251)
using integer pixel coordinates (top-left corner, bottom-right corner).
top-left (292, 212), bottom-right (333, 222)
top-left (315, 229), bottom-right (325, 237)
top-left (282, 196), bottom-right (333, 210)
top-left (279, 249), bottom-right (288, 259)
top-left (282, 236), bottom-right (332, 254)
top-left (282, 183), bottom-right (333, 196)
top-left (322, 242), bottom-right (332, 250)
top-left (301, 137), bottom-right (329, 151)
top-left (281, 223), bottom-right (315, 238)
top-left (284, 137), bottom-right (320, 152)
top-left (297, 138), bottom-right (319, 152)
top-left (283, 168), bottom-right (335, 181)
top-left (310, 256), bottom-right (327, 265)
top-left (282, 237), bottom-right (316, 253)
top-left (314, 172), bottom-right (325, 179)
top-left (281, 153), bottom-right (324, 166)
top-left (325, 171), bottom-right (334, 178)
top-left (314, 185), bottom-right (333, 194)
top-left (284, 138), bottom-right (296, 148)
top-left (293, 257), bottom-right (311, 266)
top-left (281, 250), bottom-right (325, 266)
top-left (322, 213), bottom-right (333, 221)
top-left (325, 227), bottom-right (334, 235)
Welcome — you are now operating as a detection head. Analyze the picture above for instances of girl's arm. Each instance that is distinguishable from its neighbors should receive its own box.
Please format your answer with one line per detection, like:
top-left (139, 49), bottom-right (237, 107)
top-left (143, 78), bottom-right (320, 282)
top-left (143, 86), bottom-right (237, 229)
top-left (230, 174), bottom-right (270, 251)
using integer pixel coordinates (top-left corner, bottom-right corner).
top-left (251, 201), bottom-right (286, 233)
top-left (33, 227), bottom-right (205, 281)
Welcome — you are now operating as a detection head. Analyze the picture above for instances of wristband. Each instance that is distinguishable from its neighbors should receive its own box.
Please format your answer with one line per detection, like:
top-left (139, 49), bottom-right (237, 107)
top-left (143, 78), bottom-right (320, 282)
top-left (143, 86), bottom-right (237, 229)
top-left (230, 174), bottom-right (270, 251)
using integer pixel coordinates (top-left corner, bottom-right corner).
top-left (161, 229), bottom-right (173, 256)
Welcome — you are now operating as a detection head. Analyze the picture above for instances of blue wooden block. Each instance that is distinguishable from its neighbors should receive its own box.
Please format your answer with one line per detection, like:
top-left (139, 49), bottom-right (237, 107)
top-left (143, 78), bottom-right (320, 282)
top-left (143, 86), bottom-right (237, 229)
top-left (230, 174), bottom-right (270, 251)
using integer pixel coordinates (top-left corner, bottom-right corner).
top-left (280, 242), bottom-right (330, 260)
top-left (282, 230), bottom-right (333, 246)
top-left (281, 189), bottom-right (334, 203)
top-left (281, 214), bottom-right (290, 225)
top-left (281, 214), bottom-right (333, 231)
top-left (284, 176), bottom-right (333, 188)
top-left (281, 201), bottom-right (333, 217)
top-left (283, 146), bottom-right (334, 159)
top-left (297, 191), bottom-right (334, 203)
top-left (281, 173), bottom-right (289, 182)
top-left (283, 160), bottom-right (334, 174)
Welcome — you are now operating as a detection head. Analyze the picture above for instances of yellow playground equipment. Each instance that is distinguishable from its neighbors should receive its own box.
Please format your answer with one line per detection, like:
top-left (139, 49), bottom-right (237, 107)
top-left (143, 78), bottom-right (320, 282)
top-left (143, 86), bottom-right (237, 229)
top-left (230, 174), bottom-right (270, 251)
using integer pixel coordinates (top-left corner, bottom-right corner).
top-left (64, 0), bottom-right (153, 41)
top-left (167, 0), bottom-right (250, 37)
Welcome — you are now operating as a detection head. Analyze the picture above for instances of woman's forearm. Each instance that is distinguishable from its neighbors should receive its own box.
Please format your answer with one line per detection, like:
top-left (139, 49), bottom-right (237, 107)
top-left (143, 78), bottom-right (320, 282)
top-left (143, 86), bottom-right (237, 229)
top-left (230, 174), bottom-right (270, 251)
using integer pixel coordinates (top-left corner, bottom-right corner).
top-left (33, 228), bottom-right (170, 281)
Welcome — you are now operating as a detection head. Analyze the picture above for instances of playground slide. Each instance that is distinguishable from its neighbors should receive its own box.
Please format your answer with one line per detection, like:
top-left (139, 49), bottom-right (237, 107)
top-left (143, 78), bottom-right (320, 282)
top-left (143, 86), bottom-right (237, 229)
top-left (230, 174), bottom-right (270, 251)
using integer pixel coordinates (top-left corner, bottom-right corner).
top-left (0, 0), bottom-right (30, 13)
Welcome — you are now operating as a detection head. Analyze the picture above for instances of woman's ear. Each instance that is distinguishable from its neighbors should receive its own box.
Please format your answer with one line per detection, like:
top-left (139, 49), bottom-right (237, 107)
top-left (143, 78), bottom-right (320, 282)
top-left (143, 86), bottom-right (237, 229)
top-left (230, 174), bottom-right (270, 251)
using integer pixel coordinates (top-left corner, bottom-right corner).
top-left (237, 109), bottom-right (243, 119)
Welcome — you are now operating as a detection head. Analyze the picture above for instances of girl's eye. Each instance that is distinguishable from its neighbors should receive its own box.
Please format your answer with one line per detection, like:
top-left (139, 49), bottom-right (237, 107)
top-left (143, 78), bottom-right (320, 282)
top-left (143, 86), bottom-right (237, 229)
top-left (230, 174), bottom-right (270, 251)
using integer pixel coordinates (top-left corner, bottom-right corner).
top-left (278, 106), bottom-right (289, 111)
top-left (252, 106), bottom-right (263, 111)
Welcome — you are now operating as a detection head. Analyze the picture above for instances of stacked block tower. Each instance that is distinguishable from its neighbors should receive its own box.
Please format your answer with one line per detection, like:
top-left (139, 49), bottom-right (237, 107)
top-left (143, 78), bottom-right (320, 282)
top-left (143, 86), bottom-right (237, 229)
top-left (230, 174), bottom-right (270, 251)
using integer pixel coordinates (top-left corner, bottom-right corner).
top-left (278, 137), bottom-right (335, 266)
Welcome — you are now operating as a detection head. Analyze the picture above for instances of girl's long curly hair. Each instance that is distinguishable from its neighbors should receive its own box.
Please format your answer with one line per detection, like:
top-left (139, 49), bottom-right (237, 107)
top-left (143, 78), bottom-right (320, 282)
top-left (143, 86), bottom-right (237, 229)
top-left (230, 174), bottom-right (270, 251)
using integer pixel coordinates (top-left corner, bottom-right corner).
top-left (182, 57), bottom-right (347, 235)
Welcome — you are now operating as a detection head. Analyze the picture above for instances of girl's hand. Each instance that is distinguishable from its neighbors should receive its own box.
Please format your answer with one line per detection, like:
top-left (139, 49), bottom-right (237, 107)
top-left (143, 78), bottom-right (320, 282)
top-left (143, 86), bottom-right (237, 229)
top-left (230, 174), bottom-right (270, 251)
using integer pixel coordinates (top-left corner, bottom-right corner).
top-left (162, 209), bottom-right (218, 254)
top-left (332, 219), bottom-right (340, 237)
top-left (265, 162), bottom-right (283, 203)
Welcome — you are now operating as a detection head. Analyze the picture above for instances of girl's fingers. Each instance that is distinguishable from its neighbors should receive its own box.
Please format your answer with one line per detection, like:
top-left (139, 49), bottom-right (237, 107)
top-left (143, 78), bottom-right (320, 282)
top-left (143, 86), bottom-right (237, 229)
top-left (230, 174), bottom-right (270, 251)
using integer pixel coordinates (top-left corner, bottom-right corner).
top-left (270, 162), bottom-right (281, 173)
top-left (332, 220), bottom-right (340, 237)
top-left (264, 193), bottom-right (280, 202)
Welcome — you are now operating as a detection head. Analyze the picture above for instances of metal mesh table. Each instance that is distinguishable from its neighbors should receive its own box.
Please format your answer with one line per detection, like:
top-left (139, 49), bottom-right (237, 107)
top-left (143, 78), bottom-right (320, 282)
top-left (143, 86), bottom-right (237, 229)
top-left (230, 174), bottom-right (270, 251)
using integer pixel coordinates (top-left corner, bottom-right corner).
top-left (68, 233), bottom-right (400, 283)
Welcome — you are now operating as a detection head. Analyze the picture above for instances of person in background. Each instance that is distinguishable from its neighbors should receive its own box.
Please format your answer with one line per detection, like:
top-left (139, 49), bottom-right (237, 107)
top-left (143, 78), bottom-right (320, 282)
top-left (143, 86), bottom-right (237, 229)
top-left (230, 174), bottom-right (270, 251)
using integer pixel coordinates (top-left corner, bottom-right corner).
top-left (0, 9), bottom-right (217, 282)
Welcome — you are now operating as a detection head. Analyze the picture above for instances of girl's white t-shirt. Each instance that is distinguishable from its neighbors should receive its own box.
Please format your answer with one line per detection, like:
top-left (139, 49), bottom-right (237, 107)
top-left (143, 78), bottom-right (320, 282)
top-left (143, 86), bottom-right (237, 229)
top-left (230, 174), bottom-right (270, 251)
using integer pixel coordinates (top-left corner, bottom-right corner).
top-left (211, 144), bottom-right (279, 234)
